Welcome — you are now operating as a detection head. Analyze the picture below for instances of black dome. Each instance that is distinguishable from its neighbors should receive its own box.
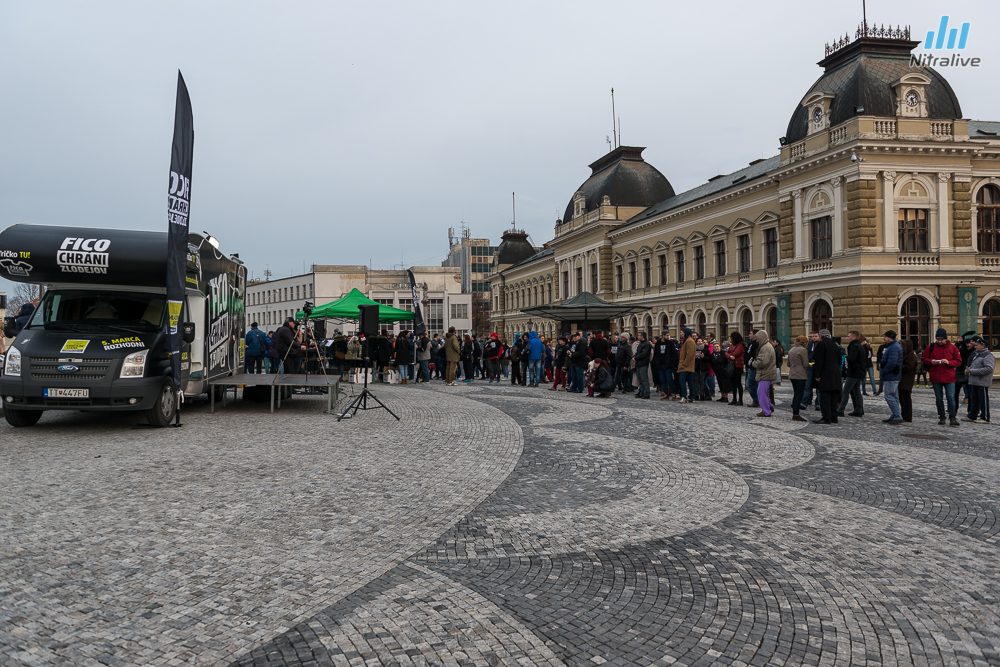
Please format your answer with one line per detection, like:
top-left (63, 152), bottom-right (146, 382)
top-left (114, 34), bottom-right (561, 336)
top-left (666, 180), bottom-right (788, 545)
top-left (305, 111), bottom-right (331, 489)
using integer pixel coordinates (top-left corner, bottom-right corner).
top-left (785, 37), bottom-right (963, 144)
top-left (562, 146), bottom-right (674, 224)
top-left (494, 230), bottom-right (535, 266)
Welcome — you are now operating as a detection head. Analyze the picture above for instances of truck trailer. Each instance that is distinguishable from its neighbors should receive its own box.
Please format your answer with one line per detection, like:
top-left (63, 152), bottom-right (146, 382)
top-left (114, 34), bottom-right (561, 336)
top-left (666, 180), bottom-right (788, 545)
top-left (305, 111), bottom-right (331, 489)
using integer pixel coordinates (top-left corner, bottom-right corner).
top-left (0, 224), bottom-right (246, 427)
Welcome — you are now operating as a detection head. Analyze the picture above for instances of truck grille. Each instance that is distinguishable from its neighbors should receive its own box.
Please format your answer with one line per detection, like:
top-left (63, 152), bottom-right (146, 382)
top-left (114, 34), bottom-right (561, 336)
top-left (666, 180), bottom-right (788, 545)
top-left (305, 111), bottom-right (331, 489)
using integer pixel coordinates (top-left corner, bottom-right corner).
top-left (29, 357), bottom-right (112, 381)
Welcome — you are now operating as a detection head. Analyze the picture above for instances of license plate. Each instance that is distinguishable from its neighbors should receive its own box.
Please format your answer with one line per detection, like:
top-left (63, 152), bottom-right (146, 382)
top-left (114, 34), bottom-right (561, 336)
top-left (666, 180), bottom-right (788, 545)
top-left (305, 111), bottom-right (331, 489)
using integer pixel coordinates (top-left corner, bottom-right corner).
top-left (44, 388), bottom-right (90, 398)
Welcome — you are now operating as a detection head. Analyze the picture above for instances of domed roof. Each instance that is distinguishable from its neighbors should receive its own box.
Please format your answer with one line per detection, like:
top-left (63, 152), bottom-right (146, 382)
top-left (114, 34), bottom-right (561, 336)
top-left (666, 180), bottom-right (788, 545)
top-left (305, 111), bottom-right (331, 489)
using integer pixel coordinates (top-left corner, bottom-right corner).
top-left (561, 146), bottom-right (674, 224)
top-left (785, 36), bottom-right (962, 144)
top-left (494, 230), bottom-right (536, 267)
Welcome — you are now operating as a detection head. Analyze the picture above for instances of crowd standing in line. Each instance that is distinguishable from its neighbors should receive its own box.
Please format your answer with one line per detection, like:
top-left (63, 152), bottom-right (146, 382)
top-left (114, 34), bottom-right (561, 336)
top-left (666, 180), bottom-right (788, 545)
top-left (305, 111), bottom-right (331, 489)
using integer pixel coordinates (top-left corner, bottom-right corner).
top-left (319, 321), bottom-right (993, 427)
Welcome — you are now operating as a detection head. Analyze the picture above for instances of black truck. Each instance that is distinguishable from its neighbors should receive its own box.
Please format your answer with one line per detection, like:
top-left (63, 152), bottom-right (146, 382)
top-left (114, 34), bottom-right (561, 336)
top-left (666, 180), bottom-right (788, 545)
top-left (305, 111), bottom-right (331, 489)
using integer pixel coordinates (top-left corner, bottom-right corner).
top-left (1, 224), bottom-right (246, 427)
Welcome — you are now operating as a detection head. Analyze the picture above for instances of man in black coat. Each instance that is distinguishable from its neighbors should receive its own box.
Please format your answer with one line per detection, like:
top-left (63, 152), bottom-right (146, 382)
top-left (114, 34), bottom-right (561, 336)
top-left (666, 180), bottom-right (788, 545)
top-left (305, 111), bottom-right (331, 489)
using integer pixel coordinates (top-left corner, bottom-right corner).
top-left (838, 330), bottom-right (866, 417)
top-left (812, 328), bottom-right (844, 424)
top-left (274, 317), bottom-right (305, 373)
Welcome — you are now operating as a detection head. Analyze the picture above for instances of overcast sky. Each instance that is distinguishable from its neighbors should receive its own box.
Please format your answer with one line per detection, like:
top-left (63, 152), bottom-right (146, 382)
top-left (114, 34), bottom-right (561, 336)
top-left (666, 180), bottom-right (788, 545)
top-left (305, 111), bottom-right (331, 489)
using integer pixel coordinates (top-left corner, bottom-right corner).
top-left (2, 0), bottom-right (997, 297)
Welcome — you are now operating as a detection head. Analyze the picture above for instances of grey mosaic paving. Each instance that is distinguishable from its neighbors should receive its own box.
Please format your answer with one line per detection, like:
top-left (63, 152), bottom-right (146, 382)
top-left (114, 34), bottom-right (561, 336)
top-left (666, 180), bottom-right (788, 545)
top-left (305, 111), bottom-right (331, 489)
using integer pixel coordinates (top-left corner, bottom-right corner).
top-left (2, 379), bottom-right (998, 666)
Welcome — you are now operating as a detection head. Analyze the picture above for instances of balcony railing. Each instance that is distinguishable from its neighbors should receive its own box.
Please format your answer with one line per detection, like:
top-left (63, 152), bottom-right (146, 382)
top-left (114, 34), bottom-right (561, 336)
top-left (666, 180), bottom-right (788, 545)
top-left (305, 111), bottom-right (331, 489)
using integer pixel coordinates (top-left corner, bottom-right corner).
top-left (897, 254), bottom-right (939, 266)
top-left (803, 260), bottom-right (833, 274)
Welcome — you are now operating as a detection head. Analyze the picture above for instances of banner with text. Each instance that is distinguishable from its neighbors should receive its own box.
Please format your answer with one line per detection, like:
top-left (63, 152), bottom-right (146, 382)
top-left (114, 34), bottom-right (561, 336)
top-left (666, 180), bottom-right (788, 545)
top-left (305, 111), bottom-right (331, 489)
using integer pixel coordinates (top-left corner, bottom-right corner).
top-left (166, 71), bottom-right (194, 394)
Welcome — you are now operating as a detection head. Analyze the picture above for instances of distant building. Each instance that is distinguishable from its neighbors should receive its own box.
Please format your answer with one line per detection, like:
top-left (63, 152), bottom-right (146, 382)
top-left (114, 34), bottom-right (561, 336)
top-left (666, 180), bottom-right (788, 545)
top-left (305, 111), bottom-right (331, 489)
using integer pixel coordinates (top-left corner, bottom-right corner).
top-left (245, 266), bottom-right (472, 337)
top-left (441, 227), bottom-right (496, 294)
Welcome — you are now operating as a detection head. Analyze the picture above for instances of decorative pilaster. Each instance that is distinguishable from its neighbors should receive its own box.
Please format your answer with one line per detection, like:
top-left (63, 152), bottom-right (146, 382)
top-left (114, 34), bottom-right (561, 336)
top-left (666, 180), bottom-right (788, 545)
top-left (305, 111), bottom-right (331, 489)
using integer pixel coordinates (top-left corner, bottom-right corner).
top-left (882, 171), bottom-right (897, 250)
top-left (831, 177), bottom-right (843, 254)
top-left (938, 172), bottom-right (951, 250)
top-left (793, 191), bottom-right (805, 261)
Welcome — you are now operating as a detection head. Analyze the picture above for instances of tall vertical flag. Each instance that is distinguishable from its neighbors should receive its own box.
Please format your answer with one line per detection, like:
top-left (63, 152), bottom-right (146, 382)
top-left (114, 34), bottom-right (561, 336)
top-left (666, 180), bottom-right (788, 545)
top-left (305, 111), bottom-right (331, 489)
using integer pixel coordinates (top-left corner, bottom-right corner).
top-left (407, 269), bottom-right (426, 335)
top-left (166, 71), bottom-right (194, 403)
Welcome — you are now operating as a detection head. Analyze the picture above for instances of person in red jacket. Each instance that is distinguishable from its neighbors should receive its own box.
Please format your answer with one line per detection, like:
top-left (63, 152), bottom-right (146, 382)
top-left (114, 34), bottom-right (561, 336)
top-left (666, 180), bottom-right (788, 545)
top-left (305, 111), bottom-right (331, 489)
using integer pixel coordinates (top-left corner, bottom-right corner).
top-left (920, 327), bottom-right (963, 425)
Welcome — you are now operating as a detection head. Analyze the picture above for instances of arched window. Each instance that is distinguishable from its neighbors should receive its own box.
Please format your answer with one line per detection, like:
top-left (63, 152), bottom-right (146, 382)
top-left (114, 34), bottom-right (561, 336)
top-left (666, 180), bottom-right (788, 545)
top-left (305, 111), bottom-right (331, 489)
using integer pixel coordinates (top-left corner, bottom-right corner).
top-left (982, 298), bottom-right (1000, 351)
top-left (660, 313), bottom-right (670, 336)
top-left (811, 300), bottom-right (833, 334)
top-left (900, 296), bottom-right (931, 352)
top-left (741, 309), bottom-right (753, 337)
top-left (977, 184), bottom-right (1000, 253)
top-left (766, 307), bottom-right (777, 338)
top-left (677, 312), bottom-right (687, 338)
top-left (697, 312), bottom-right (707, 338)
top-left (717, 311), bottom-right (729, 340)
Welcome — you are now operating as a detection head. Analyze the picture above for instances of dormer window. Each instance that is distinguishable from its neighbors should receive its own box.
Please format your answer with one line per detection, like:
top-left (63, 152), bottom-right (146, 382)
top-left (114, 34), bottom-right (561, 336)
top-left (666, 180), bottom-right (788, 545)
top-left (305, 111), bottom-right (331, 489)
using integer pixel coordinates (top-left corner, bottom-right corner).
top-left (802, 92), bottom-right (835, 135)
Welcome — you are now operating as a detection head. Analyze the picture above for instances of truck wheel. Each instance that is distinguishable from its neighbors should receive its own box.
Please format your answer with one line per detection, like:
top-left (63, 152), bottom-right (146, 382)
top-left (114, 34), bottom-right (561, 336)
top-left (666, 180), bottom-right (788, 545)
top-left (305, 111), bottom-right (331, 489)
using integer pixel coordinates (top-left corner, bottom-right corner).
top-left (146, 379), bottom-right (177, 427)
top-left (4, 408), bottom-right (43, 427)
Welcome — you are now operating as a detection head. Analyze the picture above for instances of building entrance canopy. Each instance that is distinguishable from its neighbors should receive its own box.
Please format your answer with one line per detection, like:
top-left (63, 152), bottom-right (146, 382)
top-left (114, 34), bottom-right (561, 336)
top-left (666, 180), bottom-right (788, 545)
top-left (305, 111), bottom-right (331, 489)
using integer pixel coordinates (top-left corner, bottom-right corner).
top-left (520, 292), bottom-right (647, 327)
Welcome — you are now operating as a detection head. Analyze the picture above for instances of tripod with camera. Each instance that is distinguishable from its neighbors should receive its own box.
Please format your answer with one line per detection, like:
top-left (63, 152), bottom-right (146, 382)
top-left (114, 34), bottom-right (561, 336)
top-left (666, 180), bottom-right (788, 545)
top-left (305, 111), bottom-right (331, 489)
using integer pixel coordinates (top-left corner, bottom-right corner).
top-left (276, 301), bottom-right (331, 398)
top-left (337, 304), bottom-right (399, 421)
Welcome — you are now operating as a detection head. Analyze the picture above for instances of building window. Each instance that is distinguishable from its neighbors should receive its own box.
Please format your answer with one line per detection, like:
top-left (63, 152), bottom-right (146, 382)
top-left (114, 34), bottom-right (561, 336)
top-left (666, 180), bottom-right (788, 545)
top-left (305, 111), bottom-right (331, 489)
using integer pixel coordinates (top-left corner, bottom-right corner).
top-left (616, 265), bottom-right (623, 292)
top-left (697, 312), bottom-right (707, 338)
top-left (628, 261), bottom-right (636, 290)
top-left (694, 246), bottom-right (705, 280)
top-left (764, 228), bottom-right (778, 268)
top-left (977, 184), bottom-right (1000, 253)
top-left (900, 295), bottom-right (931, 352)
top-left (451, 303), bottom-right (468, 320)
top-left (811, 216), bottom-right (832, 259)
top-left (576, 267), bottom-right (583, 294)
top-left (548, 283), bottom-right (552, 303)
top-left (738, 234), bottom-right (751, 273)
top-left (563, 271), bottom-right (569, 298)
top-left (898, 208), bottom-right (928, 252)
top-left (741, 309), bottom-right (753, 337)
top-left (715, 240), bottom-right (726, 276)
top-left (658, 254), bottom-right (667, 284)
top-left (766, 307), bottom-right (777, 338)
top-left (983, 298), bottom-right (1000, 351)
top-left (717, 311), bottom-right (729, 340)
top-left (591, 263), bottom-right (598, 292)
top-left (641, 258), bottom-right (650, 287)
top-left (811, 300), bottom-right (833, 335)
top-left (676, 312), bottom-right (687, 338)
top-left (675, 250), bottom-right (685, 283)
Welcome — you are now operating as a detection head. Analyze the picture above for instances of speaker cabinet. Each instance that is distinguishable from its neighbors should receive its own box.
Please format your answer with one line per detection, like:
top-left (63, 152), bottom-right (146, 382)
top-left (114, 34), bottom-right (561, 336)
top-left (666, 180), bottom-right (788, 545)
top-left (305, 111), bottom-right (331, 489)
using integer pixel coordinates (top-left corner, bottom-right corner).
top-left (358, 305), bottom-right (379, 338)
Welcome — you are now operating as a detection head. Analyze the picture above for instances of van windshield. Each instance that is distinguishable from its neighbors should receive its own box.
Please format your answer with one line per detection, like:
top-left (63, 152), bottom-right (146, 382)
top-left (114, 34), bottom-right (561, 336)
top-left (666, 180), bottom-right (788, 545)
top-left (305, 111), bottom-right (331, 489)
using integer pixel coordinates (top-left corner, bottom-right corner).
top-left (29, 290), bottom-right (167, 333)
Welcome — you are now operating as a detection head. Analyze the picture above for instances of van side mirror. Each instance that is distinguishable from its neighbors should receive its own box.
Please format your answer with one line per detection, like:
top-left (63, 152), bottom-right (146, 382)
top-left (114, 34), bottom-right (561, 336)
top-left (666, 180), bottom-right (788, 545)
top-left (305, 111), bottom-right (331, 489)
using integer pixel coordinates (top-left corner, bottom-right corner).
top-left (182, 322), bottom-right (196, 344)
top-left (3, 317), bottom-right (15, 339)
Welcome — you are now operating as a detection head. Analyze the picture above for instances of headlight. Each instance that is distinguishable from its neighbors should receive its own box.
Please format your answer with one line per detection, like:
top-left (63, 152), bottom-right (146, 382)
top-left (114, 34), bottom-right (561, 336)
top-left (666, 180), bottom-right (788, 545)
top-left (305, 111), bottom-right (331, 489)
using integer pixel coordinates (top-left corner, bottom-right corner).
top-left (4, 347), bottom-right (20, 377)
top-left (120, 349), bottom-right (147, 378)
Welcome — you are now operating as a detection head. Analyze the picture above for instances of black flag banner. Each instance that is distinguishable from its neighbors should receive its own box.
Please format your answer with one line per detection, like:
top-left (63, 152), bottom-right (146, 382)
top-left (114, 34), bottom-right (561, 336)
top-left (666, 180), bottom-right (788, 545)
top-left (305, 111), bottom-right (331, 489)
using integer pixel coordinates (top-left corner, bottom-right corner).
top-left (166, 71), bottom-right (194, 406)
top-left (407, 269), bottom-right (426, 335)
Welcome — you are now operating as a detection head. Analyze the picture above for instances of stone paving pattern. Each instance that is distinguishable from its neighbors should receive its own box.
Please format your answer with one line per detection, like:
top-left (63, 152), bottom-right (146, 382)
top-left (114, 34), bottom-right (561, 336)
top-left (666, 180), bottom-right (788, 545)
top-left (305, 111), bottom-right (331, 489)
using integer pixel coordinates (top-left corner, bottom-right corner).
top-left (1, 379), bottom-right (998, 666)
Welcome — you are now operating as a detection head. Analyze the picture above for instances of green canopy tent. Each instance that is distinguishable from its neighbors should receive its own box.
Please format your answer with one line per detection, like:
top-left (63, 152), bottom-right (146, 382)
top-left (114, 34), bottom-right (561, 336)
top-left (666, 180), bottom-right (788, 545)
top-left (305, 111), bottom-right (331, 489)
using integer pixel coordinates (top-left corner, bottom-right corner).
top-left (295, 288), bottom-right (416, 323)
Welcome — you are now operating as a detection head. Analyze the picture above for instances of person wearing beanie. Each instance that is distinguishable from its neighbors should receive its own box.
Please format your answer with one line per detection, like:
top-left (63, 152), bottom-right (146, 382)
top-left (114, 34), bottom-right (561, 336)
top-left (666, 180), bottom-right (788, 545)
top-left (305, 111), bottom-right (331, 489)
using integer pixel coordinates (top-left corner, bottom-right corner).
top-left (921, 328), bottom-right (963, 425)
top-left (879, 330), bottom-right (904, 423)
top-left (677, 327), bottom-right (697, 402)
top-left (964, 336), bottom-right (995, 423)
top-left (811, 327), bottom-right (843, 424)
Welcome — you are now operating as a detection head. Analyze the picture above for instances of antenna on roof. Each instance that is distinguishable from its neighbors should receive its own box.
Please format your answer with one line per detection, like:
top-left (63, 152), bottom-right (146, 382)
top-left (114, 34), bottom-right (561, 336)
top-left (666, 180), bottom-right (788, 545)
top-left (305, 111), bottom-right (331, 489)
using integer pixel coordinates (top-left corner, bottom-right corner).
top-left (512, 191), bottom-right (516, 230)
top-left (618, 115), bottom-right (621, 147)
top-left (606, 135), bottom-right (612, 151)
top-left (862, 0), bottom-right (867, 29)
top-left (611, 88), bottom-right (617, 148)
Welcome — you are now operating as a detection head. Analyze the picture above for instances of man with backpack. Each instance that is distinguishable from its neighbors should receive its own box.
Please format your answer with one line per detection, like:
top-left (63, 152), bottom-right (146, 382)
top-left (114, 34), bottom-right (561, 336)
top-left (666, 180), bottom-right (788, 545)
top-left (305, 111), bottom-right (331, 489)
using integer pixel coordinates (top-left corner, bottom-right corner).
top-left (244, 322), bottom-right (268, 374)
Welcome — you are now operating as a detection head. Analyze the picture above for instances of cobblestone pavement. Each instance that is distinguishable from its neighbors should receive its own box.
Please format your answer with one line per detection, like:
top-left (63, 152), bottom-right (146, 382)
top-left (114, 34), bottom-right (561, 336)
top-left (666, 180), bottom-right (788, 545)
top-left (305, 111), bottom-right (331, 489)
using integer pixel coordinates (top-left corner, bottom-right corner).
top-left (2, 379), bottom-right (998, 666)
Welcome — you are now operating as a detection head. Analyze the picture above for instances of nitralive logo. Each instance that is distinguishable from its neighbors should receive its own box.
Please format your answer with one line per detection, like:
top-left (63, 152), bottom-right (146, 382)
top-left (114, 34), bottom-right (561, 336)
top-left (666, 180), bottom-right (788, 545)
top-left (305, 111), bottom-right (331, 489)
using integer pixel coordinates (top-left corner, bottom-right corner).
top-left (910, 16), bottom-right (980, 67)
top-left (58, 237), bottom-right (110, 274)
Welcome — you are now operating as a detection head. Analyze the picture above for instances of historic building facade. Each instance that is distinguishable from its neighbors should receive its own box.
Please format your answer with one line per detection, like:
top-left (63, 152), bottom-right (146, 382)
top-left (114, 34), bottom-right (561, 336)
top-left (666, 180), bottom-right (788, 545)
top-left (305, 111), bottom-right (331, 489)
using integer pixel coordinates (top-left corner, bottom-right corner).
top-left (490, 29), bottom-right (1000, 359)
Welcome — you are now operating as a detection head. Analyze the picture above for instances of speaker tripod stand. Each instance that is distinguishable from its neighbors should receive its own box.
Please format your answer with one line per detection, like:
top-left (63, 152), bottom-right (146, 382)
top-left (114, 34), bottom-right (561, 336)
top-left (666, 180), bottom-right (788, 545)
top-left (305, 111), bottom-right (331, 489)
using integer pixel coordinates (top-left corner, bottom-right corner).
top-left (338, 350), bottom-right (399, 421)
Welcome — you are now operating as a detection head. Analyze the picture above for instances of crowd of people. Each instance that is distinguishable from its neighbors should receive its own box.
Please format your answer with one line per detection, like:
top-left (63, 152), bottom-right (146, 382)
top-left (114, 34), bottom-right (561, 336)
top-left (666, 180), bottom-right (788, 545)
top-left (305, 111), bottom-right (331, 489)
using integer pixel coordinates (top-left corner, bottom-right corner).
top-left (244, 317), bottom-right (994, 426)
